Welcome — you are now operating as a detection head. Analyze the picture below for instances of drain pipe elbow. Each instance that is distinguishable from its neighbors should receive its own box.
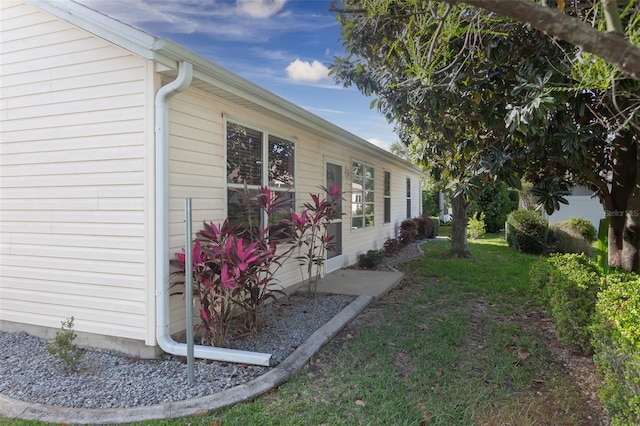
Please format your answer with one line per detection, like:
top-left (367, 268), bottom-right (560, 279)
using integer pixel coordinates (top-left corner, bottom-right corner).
top-left (154, 61), bottom-right (272, 367)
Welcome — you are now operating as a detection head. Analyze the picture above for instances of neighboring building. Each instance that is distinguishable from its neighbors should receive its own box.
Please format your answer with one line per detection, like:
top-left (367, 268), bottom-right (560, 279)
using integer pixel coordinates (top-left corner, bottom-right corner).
top-left (0, 0), bottom-right (424, 360)
top-left (544, 186), bottom-right (604, 231)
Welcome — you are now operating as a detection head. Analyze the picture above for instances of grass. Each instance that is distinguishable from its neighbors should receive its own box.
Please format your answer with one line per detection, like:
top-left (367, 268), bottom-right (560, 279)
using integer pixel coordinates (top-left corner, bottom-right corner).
top-left (2, 235), bottom-right (602, 425)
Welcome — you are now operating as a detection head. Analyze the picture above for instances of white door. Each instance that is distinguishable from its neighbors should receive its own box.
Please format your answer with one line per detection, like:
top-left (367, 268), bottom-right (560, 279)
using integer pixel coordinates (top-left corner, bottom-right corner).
top-left (325, 161), bottom-right (343, 273)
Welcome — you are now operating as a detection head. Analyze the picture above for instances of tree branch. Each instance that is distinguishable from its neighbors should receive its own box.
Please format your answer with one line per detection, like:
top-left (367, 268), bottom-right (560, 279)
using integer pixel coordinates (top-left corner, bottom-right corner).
top-left (444, 0), bottom-right (640, 80)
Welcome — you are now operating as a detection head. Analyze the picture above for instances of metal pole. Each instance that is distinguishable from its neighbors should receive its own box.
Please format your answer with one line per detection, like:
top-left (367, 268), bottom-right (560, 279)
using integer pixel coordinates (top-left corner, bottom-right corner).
top-left (185, 198), bottom-right (195, 384)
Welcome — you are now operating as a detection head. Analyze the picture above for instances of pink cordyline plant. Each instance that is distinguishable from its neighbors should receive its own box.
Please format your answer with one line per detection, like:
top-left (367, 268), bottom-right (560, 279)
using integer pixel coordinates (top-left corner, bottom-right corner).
top-left (170, 184), bottom-right (340, 348)
top-left (286, 185), bottom-right (342, 297)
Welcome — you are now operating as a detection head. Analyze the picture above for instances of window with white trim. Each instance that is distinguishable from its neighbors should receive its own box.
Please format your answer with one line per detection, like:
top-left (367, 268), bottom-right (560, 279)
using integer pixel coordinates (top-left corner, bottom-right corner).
top-left (384, 171), bottom-right (391, 224)
top-left (226, 121), bottom-right (295, 239)
top-left (351, 161), bottom-right (374, 229)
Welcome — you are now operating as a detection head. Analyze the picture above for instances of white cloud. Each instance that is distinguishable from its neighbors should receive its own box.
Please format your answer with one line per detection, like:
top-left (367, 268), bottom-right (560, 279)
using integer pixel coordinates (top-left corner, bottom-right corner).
top-left (285, 59), bottom-right (330, 83)
top-left (367, 137), bottom-right (390, 151)
top-left (237, 0), bottom-right (287, 18)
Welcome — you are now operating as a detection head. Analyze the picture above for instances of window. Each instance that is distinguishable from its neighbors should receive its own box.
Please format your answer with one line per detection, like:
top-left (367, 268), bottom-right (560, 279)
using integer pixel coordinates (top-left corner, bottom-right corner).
top-left (226, 122), bottom-right (295, 238)
top-left (384, 171), bottom-right (391, 224)
top-left (406, 177), bottom-right (412, 218)
top-left (351, 161), bottom-right (374, 229)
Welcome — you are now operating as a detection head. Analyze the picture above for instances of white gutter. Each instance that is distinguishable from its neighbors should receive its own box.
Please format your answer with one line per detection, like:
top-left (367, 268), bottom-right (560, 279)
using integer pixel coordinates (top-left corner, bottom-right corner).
top-left (154, 61), bottom-right (272, 367)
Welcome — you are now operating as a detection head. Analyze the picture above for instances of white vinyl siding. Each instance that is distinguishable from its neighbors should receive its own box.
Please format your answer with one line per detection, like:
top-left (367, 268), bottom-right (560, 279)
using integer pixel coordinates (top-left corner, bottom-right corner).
top-left (0, 2), bottom-right (150, 341)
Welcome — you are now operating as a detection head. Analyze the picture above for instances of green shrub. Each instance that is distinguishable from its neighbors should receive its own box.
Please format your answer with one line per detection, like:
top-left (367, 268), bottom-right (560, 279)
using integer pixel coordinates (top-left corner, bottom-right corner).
top-left (357, 249), bottom-right (384, 269)
top-left (469, 182), bottom-right (518, 233)
top-left (506, 209), bottom-right (549, 254)
top-left (547, 254), bottom-right (601, 354)
top-left (591, 270), bottom-right (640, 425)
top-left (566, 217), bottom-right (596, 241)
top-left (549, 222), bottom-right (593, 255)
top-left (47, 316), bottom-right (85, 372)
top-left (430, 216), bottom-right (440, 238)
top-left (422, 188), bottom-right (440, 216)
top-left (529, 257), bottom-right (555, 306)
top-left (467, 212), bottom-right (486, 240)
top-left (597, 218), bottom-right (609, 274)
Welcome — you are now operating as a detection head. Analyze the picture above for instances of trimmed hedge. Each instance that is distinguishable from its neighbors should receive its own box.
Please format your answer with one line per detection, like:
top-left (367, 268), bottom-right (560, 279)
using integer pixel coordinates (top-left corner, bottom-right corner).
top-left (567, 217), bottom-right (596, 241)
top-left (591, 270), bottom-right (640, 425)
top-left (430, 216), bottom-right (440, 238)
top-left (530, 254), bottom-right (600, 354)
top-left (548, 222), bottom-right (593, 256)
top-left (506, 210), bottom-right (548, 254)
top-left (530, 255), bottom-right (640, 423)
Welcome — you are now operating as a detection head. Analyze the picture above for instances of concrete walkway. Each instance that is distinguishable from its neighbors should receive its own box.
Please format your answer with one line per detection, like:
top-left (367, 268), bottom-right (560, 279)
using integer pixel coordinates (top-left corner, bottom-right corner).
top-left (0, 267), bottom-right (405, 424)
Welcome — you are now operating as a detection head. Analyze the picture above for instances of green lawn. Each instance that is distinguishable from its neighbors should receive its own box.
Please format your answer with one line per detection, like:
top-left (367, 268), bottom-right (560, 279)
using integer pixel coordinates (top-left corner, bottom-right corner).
top-left (3, 235), bottom-right (603, 425)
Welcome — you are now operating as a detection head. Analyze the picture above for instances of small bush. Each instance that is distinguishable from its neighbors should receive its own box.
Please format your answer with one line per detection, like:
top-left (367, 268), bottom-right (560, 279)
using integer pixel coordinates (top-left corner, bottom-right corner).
top-left (506, 209), bottom-right (548, 254)
top-left (549, 222), bottom-right (593, 256)
top-left (400, 219), bottom-right (417, 246)
top-left (567, 217), bottom-right (596, 241)
top-left (47, 316), bottom-right (85, 373)
top-left (467, 212), bottom-right (486, 240)
top-left (547, 254), bottom-right (601, 354)
top-left (357, 249), bottom-right (384, 269)
top-left (430, 217), bottom-right (440, 238)
top-left (383, 237), bottom-right (402, 257)
top-left (414, 215), bottom-right (434, 240)
top-left (591, 270), bottom-right (640, 425)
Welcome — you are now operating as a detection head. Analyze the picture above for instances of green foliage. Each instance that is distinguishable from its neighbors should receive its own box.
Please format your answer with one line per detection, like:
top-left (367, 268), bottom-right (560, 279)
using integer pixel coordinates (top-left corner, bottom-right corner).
top-left (548, 221), bottom-right (593, 256)
top-left (357, 249), bottom-right (384, 269)
top-left (47, 316), bottom-right (85, 373)
top-left (430, 216), bottom-right (440, 237)
top-left (591, 270), bottom-right (640, 425)
top-left (467, 212), bottom-right (486, 240)
top-left (597, 218), bottom-right (609, 274)
top-left (469, 182), bottom-right (518, 233)
top-left (566, 217), bottom-right (596, 241)
top-left (506, 210), bottom-right (549, 255)
top-left (422, 188), bottom-right (440, 216)
top-left (529, 257), bottom-right (554, 306)
top-left (549, 254), bottom-right (601, 354)
top-left (530, 254), bottom-right (601, 354)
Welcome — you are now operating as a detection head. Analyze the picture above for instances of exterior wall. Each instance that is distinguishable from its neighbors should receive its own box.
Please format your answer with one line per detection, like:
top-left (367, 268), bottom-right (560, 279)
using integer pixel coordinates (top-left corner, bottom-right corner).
top-left (166, 86), bottom-right (423, 332)
top-left (0, 2), bottom-right (153, 350)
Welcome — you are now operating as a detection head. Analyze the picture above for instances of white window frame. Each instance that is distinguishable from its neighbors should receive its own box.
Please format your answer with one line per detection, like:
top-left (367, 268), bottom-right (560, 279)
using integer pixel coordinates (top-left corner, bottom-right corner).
top-left (224, 118), bottom-right (296, 237)
top-left (351, 160), bottom-right (375, 230)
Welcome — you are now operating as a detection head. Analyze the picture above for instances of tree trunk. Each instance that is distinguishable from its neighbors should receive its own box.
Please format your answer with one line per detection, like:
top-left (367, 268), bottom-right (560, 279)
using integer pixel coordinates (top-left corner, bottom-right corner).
top-left (606, 132), bottom-right (638, 271)
top-left (446, 193), bottom-right (472, 258)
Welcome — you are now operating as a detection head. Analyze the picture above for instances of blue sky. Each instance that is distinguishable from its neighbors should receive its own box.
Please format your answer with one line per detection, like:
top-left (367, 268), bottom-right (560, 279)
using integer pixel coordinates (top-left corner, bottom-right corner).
top-left (76, 0), bottom-right (399, 150)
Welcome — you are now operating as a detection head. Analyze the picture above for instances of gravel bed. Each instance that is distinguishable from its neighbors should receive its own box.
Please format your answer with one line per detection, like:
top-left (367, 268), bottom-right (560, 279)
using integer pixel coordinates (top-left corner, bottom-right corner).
top-left (0, 294), bottom-right (355, 409)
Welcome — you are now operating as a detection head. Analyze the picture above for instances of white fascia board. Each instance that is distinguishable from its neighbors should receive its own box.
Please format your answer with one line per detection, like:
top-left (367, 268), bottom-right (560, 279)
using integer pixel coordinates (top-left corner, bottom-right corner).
top-left (24, 0), bottom-right (157, 59)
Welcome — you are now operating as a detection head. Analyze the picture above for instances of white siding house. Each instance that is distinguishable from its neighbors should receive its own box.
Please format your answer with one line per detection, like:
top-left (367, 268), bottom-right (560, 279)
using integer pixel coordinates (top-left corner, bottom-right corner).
top-left (544, 186), bottom-right (604, 231)
top-left (0, 0), bottom-right (424, 358)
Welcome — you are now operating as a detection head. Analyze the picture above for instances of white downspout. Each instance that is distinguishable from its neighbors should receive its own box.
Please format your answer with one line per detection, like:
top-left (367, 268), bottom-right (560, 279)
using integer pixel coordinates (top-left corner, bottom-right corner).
top-left (154, 61), bottom-right (272, 366)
